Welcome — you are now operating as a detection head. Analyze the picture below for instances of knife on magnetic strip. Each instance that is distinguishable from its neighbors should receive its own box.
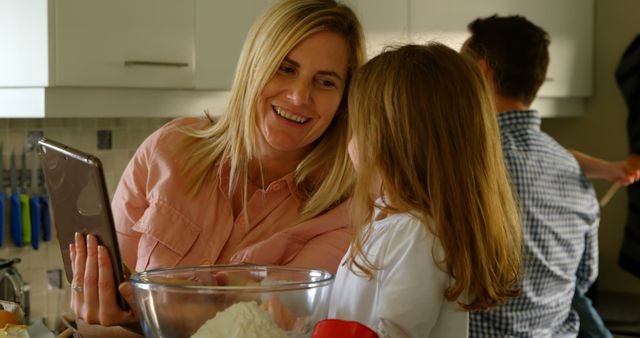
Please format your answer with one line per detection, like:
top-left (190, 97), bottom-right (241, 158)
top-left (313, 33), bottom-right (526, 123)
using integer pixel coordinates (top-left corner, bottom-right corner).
top-left (41, 190), bottom-right (51, 242)
top-left (9, 150), bottom-right (23, 247)
top-left (19, 146), bottom-right (31, 245)
top-left (29, 147), bottom-right (41, 250)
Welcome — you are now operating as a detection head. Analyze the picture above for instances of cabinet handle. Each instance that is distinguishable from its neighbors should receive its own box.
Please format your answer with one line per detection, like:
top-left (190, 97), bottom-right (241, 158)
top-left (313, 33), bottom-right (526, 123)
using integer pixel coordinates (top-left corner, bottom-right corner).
top-left (545, 77), bottom-right (555, 82)
top-left (124, 60), bottom-right (189, 67)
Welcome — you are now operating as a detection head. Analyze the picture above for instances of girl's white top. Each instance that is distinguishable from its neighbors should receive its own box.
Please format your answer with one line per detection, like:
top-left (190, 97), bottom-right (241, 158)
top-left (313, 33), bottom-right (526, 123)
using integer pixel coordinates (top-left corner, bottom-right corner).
top-left (328, 211), bottom-right (468, 338)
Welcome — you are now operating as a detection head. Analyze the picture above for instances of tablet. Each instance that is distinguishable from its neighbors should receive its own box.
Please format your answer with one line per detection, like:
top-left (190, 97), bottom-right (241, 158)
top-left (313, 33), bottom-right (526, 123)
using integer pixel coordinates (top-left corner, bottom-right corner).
top-left (38, 137), bottom-right (129, 310)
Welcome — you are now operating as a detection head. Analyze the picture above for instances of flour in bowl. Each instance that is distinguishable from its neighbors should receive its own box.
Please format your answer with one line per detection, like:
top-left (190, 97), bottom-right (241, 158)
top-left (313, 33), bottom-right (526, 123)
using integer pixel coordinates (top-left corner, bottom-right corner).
top-left (191, 301), bottom-right (288, 338)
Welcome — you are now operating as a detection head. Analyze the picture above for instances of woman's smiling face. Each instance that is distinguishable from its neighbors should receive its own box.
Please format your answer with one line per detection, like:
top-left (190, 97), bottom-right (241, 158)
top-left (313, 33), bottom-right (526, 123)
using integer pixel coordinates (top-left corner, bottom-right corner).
top-left (256, 30), bottom-right (350, 160)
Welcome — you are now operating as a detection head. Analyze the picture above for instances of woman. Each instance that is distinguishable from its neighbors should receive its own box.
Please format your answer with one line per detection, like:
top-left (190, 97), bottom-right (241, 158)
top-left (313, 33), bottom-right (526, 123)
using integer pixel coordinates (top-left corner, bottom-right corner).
top-left (69, 0), bottom-right (366, 333)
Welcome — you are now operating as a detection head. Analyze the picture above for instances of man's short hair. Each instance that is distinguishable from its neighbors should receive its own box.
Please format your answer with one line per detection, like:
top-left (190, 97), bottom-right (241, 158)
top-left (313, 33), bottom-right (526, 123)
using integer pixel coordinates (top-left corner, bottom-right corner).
top-left (465, 15), bottom-right (550, 106)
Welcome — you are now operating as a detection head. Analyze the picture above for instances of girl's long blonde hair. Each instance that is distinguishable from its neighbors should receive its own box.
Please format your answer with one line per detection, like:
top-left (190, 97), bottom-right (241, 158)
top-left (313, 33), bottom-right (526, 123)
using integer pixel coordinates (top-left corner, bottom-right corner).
top-left (178, 0), bottom-right (366, 221)
top-left (347, 43), bottom-right (522, 311)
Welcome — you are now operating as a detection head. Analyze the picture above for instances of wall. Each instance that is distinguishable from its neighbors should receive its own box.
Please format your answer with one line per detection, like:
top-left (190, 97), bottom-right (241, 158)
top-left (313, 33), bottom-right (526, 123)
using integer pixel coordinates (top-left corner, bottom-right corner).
top-left (542, 0), bottom-right (640, 294)
top-left (0, 117), bottom-right (169, 330)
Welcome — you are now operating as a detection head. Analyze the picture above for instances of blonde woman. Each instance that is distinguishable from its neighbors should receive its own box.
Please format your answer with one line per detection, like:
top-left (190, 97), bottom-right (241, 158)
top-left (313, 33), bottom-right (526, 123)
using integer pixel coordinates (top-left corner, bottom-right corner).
top-left (69, 0), bottom-right (366, 334)
top-left (328, 43), bottom-right (522, 337)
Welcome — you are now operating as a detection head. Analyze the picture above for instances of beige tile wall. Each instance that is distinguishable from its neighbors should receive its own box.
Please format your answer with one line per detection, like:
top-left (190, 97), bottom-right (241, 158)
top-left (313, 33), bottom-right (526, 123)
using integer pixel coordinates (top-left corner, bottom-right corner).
top-left (0, 117), bottom-right (170, 330)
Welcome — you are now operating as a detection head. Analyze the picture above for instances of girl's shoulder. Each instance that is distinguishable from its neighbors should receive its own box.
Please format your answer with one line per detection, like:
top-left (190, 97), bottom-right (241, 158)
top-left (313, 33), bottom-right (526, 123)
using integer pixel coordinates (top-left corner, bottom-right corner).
top-left (373, 212), bottom-right (435, 246)
top-left (374, 211), bottom-right (427, 232)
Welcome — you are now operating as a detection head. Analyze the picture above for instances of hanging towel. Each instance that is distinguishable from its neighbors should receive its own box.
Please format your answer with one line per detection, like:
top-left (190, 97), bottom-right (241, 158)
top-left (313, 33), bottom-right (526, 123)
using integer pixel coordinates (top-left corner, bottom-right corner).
top-left (617, 33), bottom-right (640, 278)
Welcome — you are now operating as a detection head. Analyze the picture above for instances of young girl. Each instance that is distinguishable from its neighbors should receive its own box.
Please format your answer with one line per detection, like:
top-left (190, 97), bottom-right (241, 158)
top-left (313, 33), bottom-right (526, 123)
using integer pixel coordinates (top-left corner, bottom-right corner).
top-left (328, 43), bottom-right (522, 337)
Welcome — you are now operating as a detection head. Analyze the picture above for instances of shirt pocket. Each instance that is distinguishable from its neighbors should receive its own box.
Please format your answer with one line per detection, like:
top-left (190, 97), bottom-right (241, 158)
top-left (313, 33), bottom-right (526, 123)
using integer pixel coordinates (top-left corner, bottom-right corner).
top-left (131, 200), bottom-right (200, 271)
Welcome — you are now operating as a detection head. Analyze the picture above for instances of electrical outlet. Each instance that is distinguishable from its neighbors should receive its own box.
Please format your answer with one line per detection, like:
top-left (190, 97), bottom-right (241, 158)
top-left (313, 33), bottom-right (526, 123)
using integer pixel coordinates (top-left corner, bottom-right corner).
top-left (97, 129), bottom-right (112, 150)
top-left (47, 269), bottom-right (63, 289)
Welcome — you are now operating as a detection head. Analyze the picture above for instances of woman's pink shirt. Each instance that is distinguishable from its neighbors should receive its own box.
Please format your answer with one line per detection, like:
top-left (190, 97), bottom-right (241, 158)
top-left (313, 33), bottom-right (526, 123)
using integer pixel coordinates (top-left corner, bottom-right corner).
top-left (112, 117), bottom-right (351, 274)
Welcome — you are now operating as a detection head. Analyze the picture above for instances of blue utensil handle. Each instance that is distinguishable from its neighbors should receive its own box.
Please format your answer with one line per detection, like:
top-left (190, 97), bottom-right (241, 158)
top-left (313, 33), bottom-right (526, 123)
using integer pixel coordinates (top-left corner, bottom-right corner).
top-left (0, 192), bottom-right (4, 246)
top-left (41, 195), bottom-right (51, 241)
top-left (30, 196), bottom-right (40, 250)
top-left (19, 194), bottom-right (31, 245)
top-left (10, 192), bottom-right (23, 247)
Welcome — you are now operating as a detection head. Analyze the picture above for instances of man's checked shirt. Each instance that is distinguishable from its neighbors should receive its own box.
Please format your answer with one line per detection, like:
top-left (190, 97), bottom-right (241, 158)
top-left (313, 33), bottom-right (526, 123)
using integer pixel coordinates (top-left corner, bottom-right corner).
top-left (470, 110), bottom-right (600, 337)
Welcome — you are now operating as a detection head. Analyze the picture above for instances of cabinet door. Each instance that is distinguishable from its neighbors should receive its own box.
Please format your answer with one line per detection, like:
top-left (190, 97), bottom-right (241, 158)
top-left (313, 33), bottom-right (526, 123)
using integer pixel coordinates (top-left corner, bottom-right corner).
top-left (410, 0), bottom-right (509, 51)
top-left (195, 0), bottom-right (276, 90)
top-left (411, 0), bottom-right (594, 98)
top-left (514, 0), bottom-right (594, 97)
top-left (343, 0), bottom-right (409, 59)
top-left (54, 0), bottom-right (195, 88)
top-left (0, 0), bottom-right (48, 87)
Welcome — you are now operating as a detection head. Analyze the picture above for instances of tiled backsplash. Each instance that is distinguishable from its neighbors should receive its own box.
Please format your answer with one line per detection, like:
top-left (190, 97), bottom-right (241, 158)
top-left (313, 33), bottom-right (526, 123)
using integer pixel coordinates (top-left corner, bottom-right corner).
top-left (0, 117), bottom-right (170, 330)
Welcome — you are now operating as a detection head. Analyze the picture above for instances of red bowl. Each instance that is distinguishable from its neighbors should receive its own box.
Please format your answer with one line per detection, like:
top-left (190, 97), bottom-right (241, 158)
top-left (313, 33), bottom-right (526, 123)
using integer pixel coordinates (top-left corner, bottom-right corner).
top-left (311, 319), bottom-right (379, 338)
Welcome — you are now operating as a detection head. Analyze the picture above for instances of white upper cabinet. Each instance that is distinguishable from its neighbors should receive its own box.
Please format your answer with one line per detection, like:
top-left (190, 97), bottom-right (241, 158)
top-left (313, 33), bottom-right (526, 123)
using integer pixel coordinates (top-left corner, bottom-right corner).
top-left (410, 0), bottom-right (509, 50)
top-left (409, 0), bottom-right (594, 98)
top-left (0, 0), bottom-right (595, 117)
top-left (0, 0), bottom-right (224, 117)
top-left (195, 0), bottom-right (276, 90)
top-left (342, 0), bottom-right (409, 59)
top-left (0, 0), bottom-right (49, 87)
top-left (1, 0), bottom-right (279, 91)
top-left (54, 0), bottom-right (195, 88)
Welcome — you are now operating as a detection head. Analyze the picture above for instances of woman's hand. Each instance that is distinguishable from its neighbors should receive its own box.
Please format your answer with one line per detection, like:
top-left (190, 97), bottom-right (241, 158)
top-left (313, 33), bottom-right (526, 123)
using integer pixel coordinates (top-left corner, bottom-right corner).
top-left (70, 233), bottom-right (137, 326)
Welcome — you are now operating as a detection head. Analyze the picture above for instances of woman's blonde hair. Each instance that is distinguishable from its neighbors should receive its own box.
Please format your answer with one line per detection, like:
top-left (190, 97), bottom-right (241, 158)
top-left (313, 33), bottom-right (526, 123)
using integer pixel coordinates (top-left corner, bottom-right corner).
top-left (179, 0), bottom-right (366, 221)
top-left (347, 43), bottom-right (522, 311)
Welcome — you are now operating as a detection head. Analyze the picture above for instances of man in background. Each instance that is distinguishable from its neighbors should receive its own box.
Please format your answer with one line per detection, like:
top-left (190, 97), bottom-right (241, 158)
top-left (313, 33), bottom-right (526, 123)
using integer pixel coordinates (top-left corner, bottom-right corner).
top-left (461, 15), bottom-right (613, 338)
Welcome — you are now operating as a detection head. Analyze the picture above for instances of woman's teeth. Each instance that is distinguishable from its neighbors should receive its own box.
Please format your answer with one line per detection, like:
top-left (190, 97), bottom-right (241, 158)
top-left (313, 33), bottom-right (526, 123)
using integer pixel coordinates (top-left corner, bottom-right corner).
top-left (274, 106), bottom-right (308, 124)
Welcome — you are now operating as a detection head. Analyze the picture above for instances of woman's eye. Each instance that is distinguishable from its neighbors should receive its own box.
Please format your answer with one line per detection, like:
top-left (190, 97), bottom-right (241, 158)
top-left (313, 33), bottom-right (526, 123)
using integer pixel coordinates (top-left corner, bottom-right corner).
top-left (318, 79), bottom-right (337, 88)
top-left (278, 65), bottom-right (295, 74)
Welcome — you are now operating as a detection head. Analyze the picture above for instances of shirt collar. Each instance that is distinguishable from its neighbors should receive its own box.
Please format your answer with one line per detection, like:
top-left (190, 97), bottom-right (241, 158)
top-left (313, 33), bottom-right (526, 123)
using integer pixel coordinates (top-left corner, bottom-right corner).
top-left (497, 110), bottom-right (541, 131)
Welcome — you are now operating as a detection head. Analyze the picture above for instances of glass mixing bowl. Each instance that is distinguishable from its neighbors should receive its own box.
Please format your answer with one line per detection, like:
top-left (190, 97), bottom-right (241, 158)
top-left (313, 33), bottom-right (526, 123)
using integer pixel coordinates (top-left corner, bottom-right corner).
top-left (130, 264), bottom-right (334, 338)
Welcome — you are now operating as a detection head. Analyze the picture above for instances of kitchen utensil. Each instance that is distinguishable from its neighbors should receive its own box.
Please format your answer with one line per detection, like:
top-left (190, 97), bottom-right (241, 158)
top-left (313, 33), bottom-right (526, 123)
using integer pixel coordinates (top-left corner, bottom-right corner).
top-left (19, 147), bottom-right (31, 245)
top-left (56, 316), bottom-right (77, 338)
top-left (18, 194), bottom-right (30, 244)
top-left (41, 194), bottom-right (51, 242)
top-left (599, 183), bottom-right (621, 207)
top-left (311, 319), bottom-right (379, 338)
top-left (130, 265), bottom-right (334, 338)
top-left (0, 143), bottom-right (5, 247)
top-left (0, 258), bottom-right (20, 270)
top-left (56, 327), bottom-right (73, 338)
top-left (9, 151), bottom-right (23, 247)
top-left (29, 148), bottom-right (40, 250)
top-left (0, 258), bottom-right (30, 323)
